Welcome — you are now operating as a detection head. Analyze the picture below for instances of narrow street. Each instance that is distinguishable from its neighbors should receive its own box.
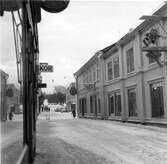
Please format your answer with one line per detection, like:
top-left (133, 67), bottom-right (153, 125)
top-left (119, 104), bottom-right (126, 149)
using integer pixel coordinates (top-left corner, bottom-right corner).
top-left (35, 112), bottom-right (167, 164)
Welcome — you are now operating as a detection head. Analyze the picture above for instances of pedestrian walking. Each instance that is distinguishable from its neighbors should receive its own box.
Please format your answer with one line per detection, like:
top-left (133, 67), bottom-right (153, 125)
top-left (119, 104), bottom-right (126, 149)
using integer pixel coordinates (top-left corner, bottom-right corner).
top-left (72, 109), bottom-right (76, 119)
top-left (8, 111), bottom-right (13, 121)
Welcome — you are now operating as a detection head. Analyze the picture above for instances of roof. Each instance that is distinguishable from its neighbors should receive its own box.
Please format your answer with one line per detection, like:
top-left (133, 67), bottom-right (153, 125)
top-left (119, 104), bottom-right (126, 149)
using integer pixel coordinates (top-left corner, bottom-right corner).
top-left (74, 2), bottom-right (167, 76)
top-left (74, 53), bottom-right (98, 77)
top-left (0, 69), bottom-right (9, 79)
top-left (100, 2), bottom-right (167, 59)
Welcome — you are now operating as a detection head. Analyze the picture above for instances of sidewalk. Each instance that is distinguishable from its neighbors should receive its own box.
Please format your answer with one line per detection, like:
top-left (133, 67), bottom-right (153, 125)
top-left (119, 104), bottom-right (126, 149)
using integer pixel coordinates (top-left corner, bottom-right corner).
top-left (38, 111), bottom-right (73, 120)
top-left (1, 118), bottom-right (23, 164)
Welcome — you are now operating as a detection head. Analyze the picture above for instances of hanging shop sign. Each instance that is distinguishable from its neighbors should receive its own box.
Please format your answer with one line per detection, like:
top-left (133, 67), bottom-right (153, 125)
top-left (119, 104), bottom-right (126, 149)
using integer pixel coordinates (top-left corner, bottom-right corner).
top-left (39, 63), bottom-right (53, 72)
top-left (37, 83), bottom-right (47, 88)
top-left (70, 86), bottom-right (77, 95)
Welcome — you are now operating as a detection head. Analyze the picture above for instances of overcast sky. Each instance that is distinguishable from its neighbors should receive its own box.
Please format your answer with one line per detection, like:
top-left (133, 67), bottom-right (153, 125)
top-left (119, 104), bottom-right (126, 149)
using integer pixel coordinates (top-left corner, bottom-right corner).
top-left (0, 0), bottom-right (165, 93)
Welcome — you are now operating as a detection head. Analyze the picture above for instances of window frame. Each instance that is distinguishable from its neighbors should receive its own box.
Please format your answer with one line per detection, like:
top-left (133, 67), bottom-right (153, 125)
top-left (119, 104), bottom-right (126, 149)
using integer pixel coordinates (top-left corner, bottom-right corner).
top-left (126, 48), bottom-right (135, 74)
top-left (106, 55), bottom-right (120, 81)
top-left (127, 87), bottom-right (137, 117)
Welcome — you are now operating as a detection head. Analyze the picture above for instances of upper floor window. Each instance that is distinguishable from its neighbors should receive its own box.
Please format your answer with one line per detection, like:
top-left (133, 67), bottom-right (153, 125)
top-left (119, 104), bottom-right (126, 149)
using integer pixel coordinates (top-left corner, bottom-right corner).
top-left (88, 69), bottom-right (92, 83)
top-left (148, 56), bottom-right (156, 64)
top-left (107, 61), bottom-right (113, 80)
top-left (96, 63), bottom-right (100, 80)
top-left (126, 48), bottom-right (134, 73)
top-left (107, 55), bottom-right (120, 81)
top-left (113, 56), bottom-right (120, 78)
top-left (86, 71), bottom-right (89, 83)
top-left (93, 65), bottom-right (96, 82)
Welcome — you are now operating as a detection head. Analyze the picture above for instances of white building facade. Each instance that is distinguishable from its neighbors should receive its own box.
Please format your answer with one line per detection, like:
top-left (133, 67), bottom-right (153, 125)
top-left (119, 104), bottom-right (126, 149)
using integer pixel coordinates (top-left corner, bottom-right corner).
top-left (75, 3), bottom-right (167, 124)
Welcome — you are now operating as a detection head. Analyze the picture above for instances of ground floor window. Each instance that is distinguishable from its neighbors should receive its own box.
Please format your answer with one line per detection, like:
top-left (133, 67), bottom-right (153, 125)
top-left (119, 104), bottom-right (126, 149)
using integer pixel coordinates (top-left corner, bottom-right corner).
top-left (115, 92), bottom-right (121, 116)
top-left (90, 95), bottom-right (97, 115)
top-left (98, 98), bottom-right (101, 113)
top-left (150, 82), bottom-right (164, 118)
top-left (90, 96), bottom-right (93, 113)
top-left (108, 91), bottom-right (121, 116)
top-left (108, 94), bottom-right (114, 115)
top-left (79, 98), bottom-right (87, 116)
top-left (128, 88), bottom-right (137, 117)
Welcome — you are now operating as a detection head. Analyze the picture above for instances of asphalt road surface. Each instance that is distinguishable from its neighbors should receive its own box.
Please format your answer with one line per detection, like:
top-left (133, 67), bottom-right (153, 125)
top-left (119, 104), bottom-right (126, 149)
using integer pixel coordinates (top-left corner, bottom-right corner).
top-left (35, 112), bottom-right (167, 164)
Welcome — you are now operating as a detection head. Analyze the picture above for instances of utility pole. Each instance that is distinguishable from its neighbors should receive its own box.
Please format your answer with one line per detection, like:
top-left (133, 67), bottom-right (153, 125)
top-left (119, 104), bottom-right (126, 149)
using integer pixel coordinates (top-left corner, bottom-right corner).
top-left (1, 0), bottom-right (70, 163)
top-left (22, 1), bottom-right (36, 162)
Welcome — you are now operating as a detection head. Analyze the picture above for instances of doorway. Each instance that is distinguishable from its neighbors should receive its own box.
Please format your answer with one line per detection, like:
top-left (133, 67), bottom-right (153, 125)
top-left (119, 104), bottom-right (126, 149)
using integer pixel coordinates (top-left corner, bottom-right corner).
top-left (150, 82), bottom-right (164, 118)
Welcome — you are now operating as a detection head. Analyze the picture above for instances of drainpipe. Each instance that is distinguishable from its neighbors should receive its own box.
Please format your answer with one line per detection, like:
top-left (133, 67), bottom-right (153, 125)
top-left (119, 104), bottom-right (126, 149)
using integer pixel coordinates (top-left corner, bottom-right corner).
top-left (98, 52), bottom-right (106, 119)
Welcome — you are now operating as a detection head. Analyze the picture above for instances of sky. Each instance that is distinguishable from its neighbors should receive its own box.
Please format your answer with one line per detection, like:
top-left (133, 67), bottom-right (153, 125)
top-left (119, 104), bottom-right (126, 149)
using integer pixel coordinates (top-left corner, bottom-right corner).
top-left (0, 0), bottom-right (165, 93)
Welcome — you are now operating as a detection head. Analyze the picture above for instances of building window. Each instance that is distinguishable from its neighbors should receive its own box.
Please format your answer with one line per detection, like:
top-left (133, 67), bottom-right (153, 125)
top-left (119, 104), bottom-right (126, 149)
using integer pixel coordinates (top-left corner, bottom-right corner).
top-left (79, 98), bottom-right (87, 116)
top-left (126, 48), bottom-right (134, 73)
top-left (107, 61), bottom-right (113, 80)
top-left (108, 94), bottom-right (114, 115)
top-left (115, 92), bottom-right (121, 116)
top-left (96, 63), bottom-right (100, 80)
top-left (150, 82), bottom-right (164, 118)
top-left (86, 71), bottom-right (89, 83)
top-left (113, 56), bottom-right (120, 78)
top-left (98, 98), bottom-right (101, 113)
top-left (128, 88), bottom-right (137, 117)
top-left (93, 65), bottom-right (96, 82)
top-left (90, 96), bottom-right (93, 113)
top-left (107, 56), bottom-right (120, 81)
top-left (108, 91), bottom-right (121, 116)
top-left (89, 69), bottom-right (92, 83)
top-left (148, 55), bottom-right (156, 64)
top-left (83, 73), bottom-right (86, 84)
top-left (79, 99), bottom-right (82, 114)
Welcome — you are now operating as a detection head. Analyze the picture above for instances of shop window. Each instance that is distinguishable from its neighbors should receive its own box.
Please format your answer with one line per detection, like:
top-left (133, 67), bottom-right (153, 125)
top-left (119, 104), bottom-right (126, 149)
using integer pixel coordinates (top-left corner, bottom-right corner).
top-left (80, 98), bottom-right (87, 116)
top-left (128, 88), bottom-right (137, 117)
top-left (126, 48), bottom-right (134, 73)
top-left (83, 98), bottom-right (87, 113)
top-left (98, 98), bottom-right (101, 113)
top-left (150, 82), bottom-right (164, 118)
top-left (108, 92), bottom-right (121, 116)
top-left (79, 99), bottom-right (82, 114)
top-left (115, 92), bottom-right (121, 116)
top-left (108, 94), bottom-right (114, 115)
top-left (90, 96), bottom-right (93, 113)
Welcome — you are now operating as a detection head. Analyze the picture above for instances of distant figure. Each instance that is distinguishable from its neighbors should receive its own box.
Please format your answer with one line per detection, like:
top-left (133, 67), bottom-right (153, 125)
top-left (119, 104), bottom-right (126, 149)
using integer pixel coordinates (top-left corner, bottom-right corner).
top-left (72, 109), bottom-right (76, 119)
top-left (41, 104), bottom-right (44, 112)
top-left (8, 111), bottom-right (13, 121)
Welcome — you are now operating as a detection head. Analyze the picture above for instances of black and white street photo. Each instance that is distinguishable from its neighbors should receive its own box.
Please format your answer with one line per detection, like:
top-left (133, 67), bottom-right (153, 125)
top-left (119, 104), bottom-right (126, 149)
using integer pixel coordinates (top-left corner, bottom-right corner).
top-left (0, 0), bottom-right (167, 164)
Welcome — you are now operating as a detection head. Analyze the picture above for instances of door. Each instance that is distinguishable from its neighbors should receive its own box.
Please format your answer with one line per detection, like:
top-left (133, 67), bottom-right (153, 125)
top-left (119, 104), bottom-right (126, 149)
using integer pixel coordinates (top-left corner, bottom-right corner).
top-left (108, 94), bottom-right (114, 116)
top-left (94, 95), bottom-right (97, 117)
top-left (81, 99), bottom-right (85, 116)
top-left (151, 83), bottom-right (164, 118)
